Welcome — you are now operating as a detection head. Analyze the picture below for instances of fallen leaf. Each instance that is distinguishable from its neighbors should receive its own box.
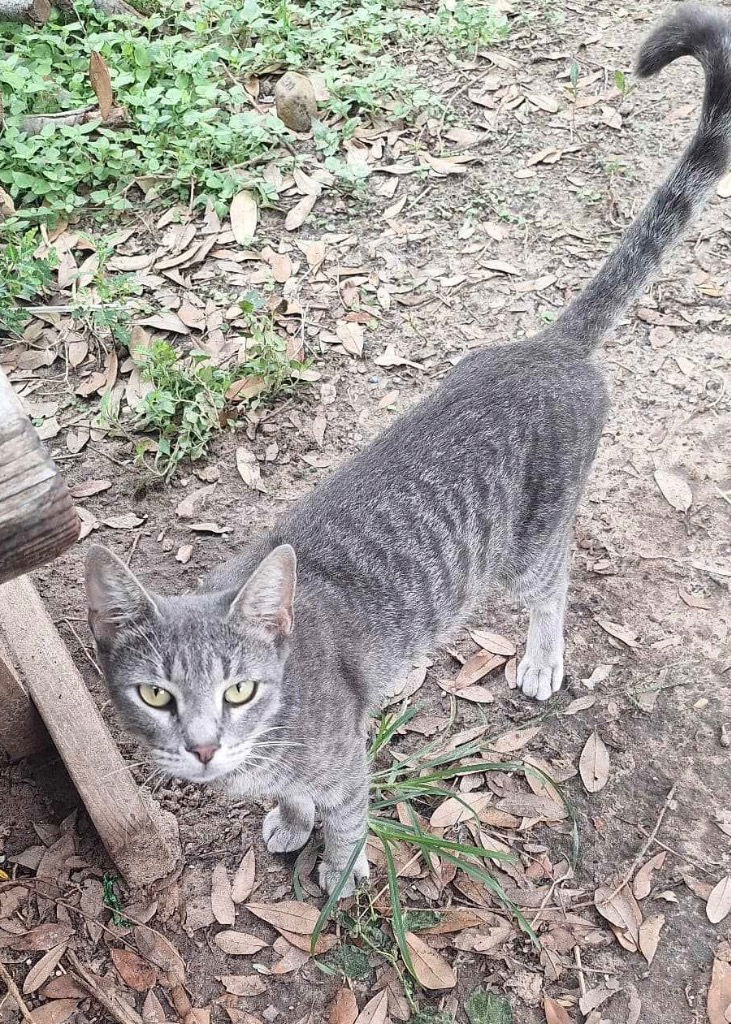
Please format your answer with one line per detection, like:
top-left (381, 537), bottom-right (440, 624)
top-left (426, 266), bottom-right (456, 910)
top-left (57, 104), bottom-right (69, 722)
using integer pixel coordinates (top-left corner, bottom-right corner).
top-left (489, 726), bottom-right (541, 753)
top-left (496, 794), bottom-right (567, 821)
top-left (70, 479), bottom-right (112, 498)
top-left (654, 469), bottom-right (692, 512)
top-left (211, 863), bottom-right (235, 926)
top-left (579, 731), bottom-right (610, 793)
top-left (329, 987), bottom-right (358, 1024)
top-left (175, 484), bottom-right (216, 519)
top-left (40, 978), bottom-right (86, 1001)
top-left (403, 931), bottom-right (455, 990)
top-left (22, 943), bottom-right (67, 995)
top-left (189, 522), bottom-right (231, 535)
top-left (245, 901), bottom-right (319, 936)
top-left (12, 923), bottom-right (73, 951)
top-left (67, 339), bottom-right (88, 368)
top-left (214, 931), bottom-right (268, 955)
top-left (28, 998), bottom-right (79, 1024)
top-left (707, 876), bottom-right (731, 924)
top-left (717, 172), bottom-right (731, 198)
top-left (230, 191), bottom-right (258, 245)
top-left (563, 694), bottom-right (596, 715)
top-left (594, 883), bottom-right (642, 945)
top-left (678, 588), bottom-right (711, 610)
top-left (139, 312), bottom-right (189, 335)
top-left (236, 448), bottom-right (267, 493)
top-left (89, 51), bottom-right (113, 119)
top-left (430, 792), bottom-right (491, 829)
top-left (232, 848), bottom-right (256, 904)
top-left (626, 982), bottom-right (642, 1024)
top-left (454, 651), bottom-right (505, 689)
top-left (103, 512), bottom-right (144, 530)
top-left (336, 321), bottom-right (364, 357)
top-left (285, 194), bottom-right (317, 231)
top-left (470, 630), bottom-right (516, 656)
top-left (708, 955), bottom-right (731, 1024)
top-left (111, 947), bottom-right (157, 991)
top-left (638, 913), bottom-right (664, 963)
top-left (595, 618), bottom-right (639, 648)
top-left (218, 975), bottom-right (267, 997)
top-left (353, 990), bottom-right (388, 1024)
top-left (633, 852), bottom-right (667, 900)
top-left (526, 92), bottom-right (559, 112)
top-left (134, 925), bottom-right (186, 984)
top-left (543, 996), bottom-right (572, 1024)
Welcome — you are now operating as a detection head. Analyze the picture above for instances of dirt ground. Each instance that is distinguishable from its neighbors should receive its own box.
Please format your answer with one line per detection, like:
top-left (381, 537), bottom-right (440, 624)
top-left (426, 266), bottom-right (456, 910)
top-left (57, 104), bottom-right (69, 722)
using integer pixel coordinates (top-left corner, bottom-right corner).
top-left (2, 0), bottom-right (730, 1022)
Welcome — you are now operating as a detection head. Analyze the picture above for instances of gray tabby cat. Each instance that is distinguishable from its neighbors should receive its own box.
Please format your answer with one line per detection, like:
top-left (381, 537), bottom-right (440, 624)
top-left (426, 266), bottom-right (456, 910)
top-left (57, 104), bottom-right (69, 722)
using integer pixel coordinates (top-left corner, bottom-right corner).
top-left (86, 5), bottom-right (731, 895)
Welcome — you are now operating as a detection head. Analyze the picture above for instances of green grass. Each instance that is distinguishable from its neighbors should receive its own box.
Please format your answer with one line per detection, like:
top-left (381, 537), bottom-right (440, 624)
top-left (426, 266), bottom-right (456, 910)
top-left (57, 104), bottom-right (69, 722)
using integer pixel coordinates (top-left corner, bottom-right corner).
top-left (100, 296), bottom-right (305, 478)
top-left (0, 0), bottom-right (509, 228)
top-left (302, 705), bottom-right (575, 1003)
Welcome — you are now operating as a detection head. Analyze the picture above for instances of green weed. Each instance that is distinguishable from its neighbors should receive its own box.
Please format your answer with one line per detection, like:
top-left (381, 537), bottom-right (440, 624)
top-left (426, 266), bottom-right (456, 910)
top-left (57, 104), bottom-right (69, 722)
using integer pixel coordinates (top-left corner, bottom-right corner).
top-left (0, 228), bottom-right (58, 334)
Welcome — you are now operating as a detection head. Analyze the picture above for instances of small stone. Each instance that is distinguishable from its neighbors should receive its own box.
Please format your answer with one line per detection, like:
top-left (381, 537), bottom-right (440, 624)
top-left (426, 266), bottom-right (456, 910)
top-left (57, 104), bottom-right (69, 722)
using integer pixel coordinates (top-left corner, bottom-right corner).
top-left (274, 72), bottom-right (317, 132)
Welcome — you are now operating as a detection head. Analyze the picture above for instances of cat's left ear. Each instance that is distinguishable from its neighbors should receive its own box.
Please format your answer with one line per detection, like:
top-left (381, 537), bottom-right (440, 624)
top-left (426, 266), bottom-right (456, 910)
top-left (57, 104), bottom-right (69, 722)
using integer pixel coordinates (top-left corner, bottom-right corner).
top-left (85, 544), bottom-right (160, 643)
top-left (228, 544), bottom-right (297, 640)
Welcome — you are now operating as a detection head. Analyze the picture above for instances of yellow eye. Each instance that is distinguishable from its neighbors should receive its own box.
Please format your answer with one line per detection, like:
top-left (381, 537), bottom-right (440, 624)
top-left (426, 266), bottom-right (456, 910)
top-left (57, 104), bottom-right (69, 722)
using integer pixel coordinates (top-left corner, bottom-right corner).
top-left (139, 684), bottom-right (173, 709)
top-left (224, 680), bottom-right (257, 706)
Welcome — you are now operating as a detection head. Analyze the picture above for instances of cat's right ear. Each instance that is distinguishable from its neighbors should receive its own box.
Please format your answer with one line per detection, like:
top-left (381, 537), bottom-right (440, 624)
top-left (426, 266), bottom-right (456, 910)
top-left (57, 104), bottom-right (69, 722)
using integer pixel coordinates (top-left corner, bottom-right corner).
top-left (85, 544), bottom-right (160, 643)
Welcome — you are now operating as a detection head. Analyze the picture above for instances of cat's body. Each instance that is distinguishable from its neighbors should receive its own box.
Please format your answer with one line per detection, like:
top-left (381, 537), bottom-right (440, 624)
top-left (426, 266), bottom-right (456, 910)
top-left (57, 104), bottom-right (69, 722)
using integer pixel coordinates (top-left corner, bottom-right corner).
top-left (86, 5), bottom-right (731, 895)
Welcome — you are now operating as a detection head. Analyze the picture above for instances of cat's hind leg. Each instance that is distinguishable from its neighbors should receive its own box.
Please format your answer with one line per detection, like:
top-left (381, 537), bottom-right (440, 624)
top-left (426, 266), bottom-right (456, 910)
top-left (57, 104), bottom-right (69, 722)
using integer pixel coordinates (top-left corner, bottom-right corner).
top-left (516, 538), bottom-right (570, 702)
top-left (263, 794), bottom-right (315, 853)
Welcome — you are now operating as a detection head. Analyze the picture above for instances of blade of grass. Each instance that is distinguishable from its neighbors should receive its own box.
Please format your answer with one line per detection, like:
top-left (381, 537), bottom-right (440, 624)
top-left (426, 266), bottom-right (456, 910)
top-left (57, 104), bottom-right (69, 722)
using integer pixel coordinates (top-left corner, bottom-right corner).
top-left (310, 836), bottom-right (367, 955)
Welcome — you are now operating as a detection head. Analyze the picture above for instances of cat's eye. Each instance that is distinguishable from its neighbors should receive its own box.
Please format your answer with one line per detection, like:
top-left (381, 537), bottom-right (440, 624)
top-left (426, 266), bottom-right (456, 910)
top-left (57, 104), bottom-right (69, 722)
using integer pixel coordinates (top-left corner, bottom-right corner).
top-left (138, 684), bottom-right (173, 709)
top-left (223, 680), bottom-right (257, 706)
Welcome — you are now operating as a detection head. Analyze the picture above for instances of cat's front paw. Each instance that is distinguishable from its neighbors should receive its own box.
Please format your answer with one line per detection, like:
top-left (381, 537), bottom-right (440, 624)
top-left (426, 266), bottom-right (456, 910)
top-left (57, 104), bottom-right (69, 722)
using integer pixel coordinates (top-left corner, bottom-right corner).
top-left (262, 807), bottom-right (313, 854)
top-left (318, 850), bottom-right (370, 898)
top-left (517, 653), bottom-right (563, 702)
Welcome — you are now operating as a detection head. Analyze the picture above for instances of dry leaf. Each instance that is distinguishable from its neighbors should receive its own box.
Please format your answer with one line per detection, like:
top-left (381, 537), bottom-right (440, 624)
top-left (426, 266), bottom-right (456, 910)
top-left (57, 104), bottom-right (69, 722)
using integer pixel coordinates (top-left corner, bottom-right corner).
top-left (22, 943), bottom-right (67, 995)
top-left (595, 617), bottom-right (639, 648)
top-left (454, 651), bottom-right (504, 689)
top-left (214, 931), bottom-right (268, 955)
top-left (12, 923), bottom-right (73, 951)
top-left (579, 732), bottom-right (610, 793)
top-left (175, 484), bottom-right (216, 519)
top-left (142, 990), bottom-right (167, 1023)
top-left (717, 172), bottom-right (731, 198)
top-left (28, 998), bottom-right (79, 1024)
top-left (211, 863), bottom-right (235, 926)
top-left (218, 976), bottom-right (267, 997)
top-left (285, 194), bottom-right (317, 231)
top-left (232, 848), bottom-right (256, 904)
top-left (329, 987), bottom-right (358, 1024)
top-left (134, 926), bottom-right (186, 984)
top-left (67, 339), bottom-right (88, 368)
top-left (236, 448), bottom-right (267, 493)
top-left (496, 794), bottom-right (566, 821)
top-left (633, 852), bottom-right (666, 900)
top-left (103, 512), bottom-right (144, 530)
top-left (543, 995), bottom-right (572, 1024)
top-left (111, 947), bottom-right (157, 991)
top-left (626, 983), bottom-right (642, 1024)
top-left (594, 883), bottom-right (642, 945)
top-left (139, 312), bottom-right (189, 335)
top-left (638, 913), bottom-right (664, 963)
top-left (336, 321), bottom-right (364, 357)
top-left (245, 901), bottom-right (319, 936)
top-left (230, 191), bottom-right (258, 245)
top-left (353, 990), bottom-right (388, 1024)
top-left (489, 725), bottom-right (541, 753)
top-left (70, 479), bottom-right (112, 498)
top-left (470, 630), bottom-right (516, 656)
top-left (563, 694), bottom-right (596, 715)
top-left (654, 469), bottom-right (692, 512)
top-left (708, 956), bottom-right (731, 1024)
top-left (403, 932), bottom-right (456, 990)
top-left (40, 978), bottom-right (86, 1001)
top-left (707, 876), bottom-right (731, 924)
top-left (430, 792), bottom-right (490, 829)
top-left (89, 51), bottom-right (113, 119)
top-left (527, 92), bottom-right (559, 112)
top-left (189, 522), bottom-right (230, 535)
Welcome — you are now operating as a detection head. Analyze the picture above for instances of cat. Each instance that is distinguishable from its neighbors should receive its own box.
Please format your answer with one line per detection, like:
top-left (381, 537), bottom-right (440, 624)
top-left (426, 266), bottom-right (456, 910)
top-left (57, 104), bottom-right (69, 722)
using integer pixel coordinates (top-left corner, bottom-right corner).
top-left (85, 5), bottom-right (731, 896)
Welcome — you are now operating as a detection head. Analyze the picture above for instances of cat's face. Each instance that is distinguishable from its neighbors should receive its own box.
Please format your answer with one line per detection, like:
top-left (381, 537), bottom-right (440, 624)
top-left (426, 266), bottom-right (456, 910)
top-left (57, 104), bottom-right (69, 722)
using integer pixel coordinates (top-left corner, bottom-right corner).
top-left (84, 544), bottom-right (296, 784)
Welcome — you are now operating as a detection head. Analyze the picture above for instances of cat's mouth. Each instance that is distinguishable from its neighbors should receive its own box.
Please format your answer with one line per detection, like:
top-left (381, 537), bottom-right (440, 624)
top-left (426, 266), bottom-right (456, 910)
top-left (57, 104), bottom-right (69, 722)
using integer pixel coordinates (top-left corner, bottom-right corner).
top-left (151, 748), bottom-right (239, 784)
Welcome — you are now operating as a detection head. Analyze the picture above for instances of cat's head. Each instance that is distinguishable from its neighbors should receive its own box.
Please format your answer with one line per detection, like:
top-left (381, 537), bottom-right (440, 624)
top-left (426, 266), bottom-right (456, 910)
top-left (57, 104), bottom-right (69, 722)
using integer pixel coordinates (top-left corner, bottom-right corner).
top-left (84, 543), bottom-right (296, 783)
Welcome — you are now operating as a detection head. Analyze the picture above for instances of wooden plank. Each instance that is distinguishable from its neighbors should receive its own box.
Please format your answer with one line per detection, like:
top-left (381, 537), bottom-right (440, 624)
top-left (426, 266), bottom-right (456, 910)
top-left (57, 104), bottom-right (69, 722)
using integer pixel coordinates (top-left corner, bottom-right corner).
top-left (0, 640), bottom-right (49, 760)
top-left (0, 576), bottom-right (181, 885)
top-left (0, 369), bottom-right (79, 585)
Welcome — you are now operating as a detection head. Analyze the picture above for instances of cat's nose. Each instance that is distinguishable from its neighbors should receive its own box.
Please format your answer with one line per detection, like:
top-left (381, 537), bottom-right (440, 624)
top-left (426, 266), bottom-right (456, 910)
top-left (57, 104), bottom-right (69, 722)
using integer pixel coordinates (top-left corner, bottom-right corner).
top-left (190, 744), bottom-right (219, 764)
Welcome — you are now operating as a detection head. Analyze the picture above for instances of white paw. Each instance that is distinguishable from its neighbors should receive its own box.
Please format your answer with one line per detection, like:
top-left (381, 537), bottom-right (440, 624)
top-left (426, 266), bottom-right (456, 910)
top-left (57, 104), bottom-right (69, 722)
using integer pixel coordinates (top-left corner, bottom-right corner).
top-left (517, 653), bottom-right (563, 702)
top-left (318, 850), bottom-right (370, 898)
top-left (262, 807), bottom-right (313, 854)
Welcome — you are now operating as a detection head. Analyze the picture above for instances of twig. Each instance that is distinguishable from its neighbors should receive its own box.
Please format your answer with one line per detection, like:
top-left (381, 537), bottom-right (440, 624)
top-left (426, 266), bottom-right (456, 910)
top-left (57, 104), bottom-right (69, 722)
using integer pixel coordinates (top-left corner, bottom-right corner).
top-left (126, 528), bottom-right (143, 567)
top-left (604, 784), bottom-right (678, 902)
top-left (573, 945), bottom-right (587, 1001)
top-left (65, 950), bottom-right (143, 1024)
top-left (0, 961), bottom-right (34, 1024)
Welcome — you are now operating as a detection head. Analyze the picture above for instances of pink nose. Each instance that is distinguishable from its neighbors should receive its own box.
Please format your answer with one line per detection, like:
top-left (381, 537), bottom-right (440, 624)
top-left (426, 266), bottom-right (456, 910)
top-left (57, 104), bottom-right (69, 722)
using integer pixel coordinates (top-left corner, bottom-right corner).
top-left (190, 744), bottom-right (219, 764)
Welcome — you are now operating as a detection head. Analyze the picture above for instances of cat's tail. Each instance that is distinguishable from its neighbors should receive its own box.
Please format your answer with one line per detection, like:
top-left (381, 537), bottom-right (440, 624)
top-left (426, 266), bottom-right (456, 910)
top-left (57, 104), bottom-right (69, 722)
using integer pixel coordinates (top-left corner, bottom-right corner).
top-left (554, 4), bottom-right (731, 356)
